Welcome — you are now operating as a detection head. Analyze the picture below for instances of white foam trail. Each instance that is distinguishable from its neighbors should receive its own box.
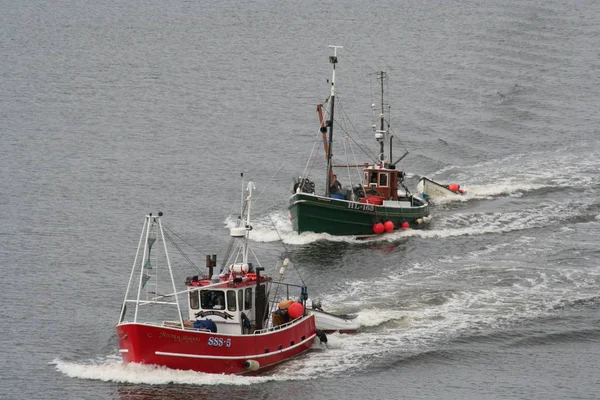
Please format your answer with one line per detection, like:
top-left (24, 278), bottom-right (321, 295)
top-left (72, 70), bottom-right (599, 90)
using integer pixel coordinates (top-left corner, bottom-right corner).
top-left (353, 308), bottom-right (408, 327)
top-left (245, 211), bottom-right (363, 245)
top-left (460, 150), bottom-right (597, 189)
top-left (236, 146), bottom-right (600, 245)
top-left (51, 356), bottom-right (314, 385)
top-left (245, 191), bottom-right (593, 244)
top-left (421, 148), bottom-right (599, 204)
top-left (312, 253), bottom-right (600, 344)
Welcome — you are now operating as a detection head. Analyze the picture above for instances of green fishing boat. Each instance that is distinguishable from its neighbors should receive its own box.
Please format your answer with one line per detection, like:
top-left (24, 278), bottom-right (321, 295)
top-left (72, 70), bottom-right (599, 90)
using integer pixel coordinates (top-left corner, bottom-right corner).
top-left (288, 46), bottom-right (430, 237)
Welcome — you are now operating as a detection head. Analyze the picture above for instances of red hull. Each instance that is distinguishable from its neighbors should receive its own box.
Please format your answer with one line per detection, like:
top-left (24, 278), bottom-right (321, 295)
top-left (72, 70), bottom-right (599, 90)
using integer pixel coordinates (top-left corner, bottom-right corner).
top-left (116, 316), bottom-right (317, 374)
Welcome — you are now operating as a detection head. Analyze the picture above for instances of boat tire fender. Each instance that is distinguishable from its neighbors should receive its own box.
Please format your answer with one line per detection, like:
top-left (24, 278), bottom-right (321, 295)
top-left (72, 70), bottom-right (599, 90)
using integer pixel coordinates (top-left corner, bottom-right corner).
top-left (316, 329), bottom-right (328, 344)
top-left (244, 359), bottom-right (260, 371)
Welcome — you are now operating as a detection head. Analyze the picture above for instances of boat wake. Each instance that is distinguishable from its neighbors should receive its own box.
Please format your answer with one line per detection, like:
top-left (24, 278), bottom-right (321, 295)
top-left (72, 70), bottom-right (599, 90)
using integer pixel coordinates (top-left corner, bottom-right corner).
top-left (422, 147), bottom-right (600, 204)
top-left (55, 233), bottom-right (600, 383)
top-left (306, 255), bottom-right (600, 369)
top-left (245, 192), bottom-right (599, 244)
top-left (242, 147), bottom-right (600, 245)
top-left (51, 355), bottom-right (307, 385)
top-left (231, 211), bottom-right (362, 245)
top-left (374, 207), bottom-right (598, 242)
top-left (52, 333), bottom-right (376, 384)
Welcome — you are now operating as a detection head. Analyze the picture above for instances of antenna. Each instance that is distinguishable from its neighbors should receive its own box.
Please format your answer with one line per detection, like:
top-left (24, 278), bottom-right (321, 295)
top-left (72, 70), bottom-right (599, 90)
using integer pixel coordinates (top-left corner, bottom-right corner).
top-left (328, 45), bottom-right (343, 63)
top-left (240, 172), bottom-right (244, 219)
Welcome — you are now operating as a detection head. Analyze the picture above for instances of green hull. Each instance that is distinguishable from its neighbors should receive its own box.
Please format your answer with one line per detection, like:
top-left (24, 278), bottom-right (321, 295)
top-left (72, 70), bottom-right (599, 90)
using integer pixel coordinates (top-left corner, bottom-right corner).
top-left (288, 193), bottom-right (430, 236)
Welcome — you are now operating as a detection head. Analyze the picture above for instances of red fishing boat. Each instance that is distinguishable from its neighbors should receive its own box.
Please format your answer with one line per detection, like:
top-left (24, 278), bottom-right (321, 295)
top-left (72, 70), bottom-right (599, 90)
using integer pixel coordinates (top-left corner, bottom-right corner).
top-left (116, 182), bottom-right (324, 374)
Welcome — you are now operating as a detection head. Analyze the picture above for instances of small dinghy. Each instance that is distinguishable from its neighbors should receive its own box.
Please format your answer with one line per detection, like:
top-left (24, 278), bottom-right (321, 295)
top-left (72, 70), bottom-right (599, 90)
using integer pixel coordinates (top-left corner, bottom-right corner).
top-left (308, 300), bottom-right (359, 334)
top-left (417, 177), bottom-right (466, 200)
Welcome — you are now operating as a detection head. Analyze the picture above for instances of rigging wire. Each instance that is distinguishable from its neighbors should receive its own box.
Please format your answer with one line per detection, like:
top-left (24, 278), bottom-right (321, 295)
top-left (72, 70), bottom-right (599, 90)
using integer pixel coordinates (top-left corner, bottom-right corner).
top-left (161, 224), bottom-right (207, 257)
top-left (268, 214), bottom-right (306, 287)
top-left (367, 70), bottom-right (412, 161)
top-left (339, 48), bottom-right (380, 76)
top-left (255, 160), bottom-right (286, 203)
top-left (341, 135), bottom-right (353, 188)
top-left (219, 227), bottom-right (237, 271)
top-left (301, 139), bottom-right (319, 180)
top-left (334, 102), bottom-right (378, 162)
top-left (348, 135), bottom-right (366, 187)
top-left (161, 229), bottom-right (203, 274)
top-left (338, 53), bottom-right (412, 163)
top-left (321, 92), bottom-right (378, 163)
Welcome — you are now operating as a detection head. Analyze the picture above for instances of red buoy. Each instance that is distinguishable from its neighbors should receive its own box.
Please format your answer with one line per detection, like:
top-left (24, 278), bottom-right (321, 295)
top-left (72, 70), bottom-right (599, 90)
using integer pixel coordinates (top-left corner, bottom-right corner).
top-left (448, 183), bottom-right (459, 192)
top-left (384, 221), bottom-right (394, 232)
top-left (373, 222), bottom-right (385, 234)
top-left (400, 221), bottom-right (410, 229)
top-left (287, 302), bottom-right (304, 319)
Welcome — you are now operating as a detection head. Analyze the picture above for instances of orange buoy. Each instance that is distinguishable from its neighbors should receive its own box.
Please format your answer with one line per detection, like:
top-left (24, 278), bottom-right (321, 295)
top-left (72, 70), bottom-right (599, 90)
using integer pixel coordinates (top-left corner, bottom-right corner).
top-left (373, 222), bottom-right (385, 234)
top-left (384, 221), bottom-right (394, 232)
top-left (400, 221), bottom-right (410, 229)
top-left (278, 299), bottom-right (293, 309)
top-left (448, 183), bottom-right (459, 192)
top-left (287, 302), bottom-right (304, 319)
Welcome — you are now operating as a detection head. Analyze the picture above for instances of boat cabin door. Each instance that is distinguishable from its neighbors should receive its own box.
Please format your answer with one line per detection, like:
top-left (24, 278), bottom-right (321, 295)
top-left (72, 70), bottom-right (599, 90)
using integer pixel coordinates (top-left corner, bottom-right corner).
top-left (364, 169), bottom-right (397, 200)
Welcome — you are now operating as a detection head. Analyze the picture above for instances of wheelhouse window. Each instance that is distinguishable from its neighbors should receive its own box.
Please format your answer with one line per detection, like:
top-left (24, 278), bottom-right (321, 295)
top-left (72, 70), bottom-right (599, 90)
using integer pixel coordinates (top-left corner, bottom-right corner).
top-left (200, 290), bottom-right (226, 310)
top-left (366, 171), bottom-right (378, 184)
top-left (227, 290), bottom-right (237, 312)
top-left (238, 289), bottom-right (243, 310)
top-left (379, 173), bottom-right (389, 187)
top-left (245, 287), bottom-right (252, 310)
top-left (189, 290), bottom-right (199, 310)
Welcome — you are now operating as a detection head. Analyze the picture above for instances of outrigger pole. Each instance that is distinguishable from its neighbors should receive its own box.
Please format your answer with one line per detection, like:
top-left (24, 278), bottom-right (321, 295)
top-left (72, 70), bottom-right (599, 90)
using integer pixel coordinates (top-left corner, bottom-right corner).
top-left (119, 213), bottom-right (184, 328)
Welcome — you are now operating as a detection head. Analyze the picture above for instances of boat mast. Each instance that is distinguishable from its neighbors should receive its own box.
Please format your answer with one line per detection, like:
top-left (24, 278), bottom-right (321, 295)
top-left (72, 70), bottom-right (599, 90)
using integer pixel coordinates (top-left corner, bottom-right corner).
top-left (375, 71), bottom-right (389, 167)
top-left (325, 45), bottom-right (342, 197)
top-left (242, 181), bottom-right (255, 263)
